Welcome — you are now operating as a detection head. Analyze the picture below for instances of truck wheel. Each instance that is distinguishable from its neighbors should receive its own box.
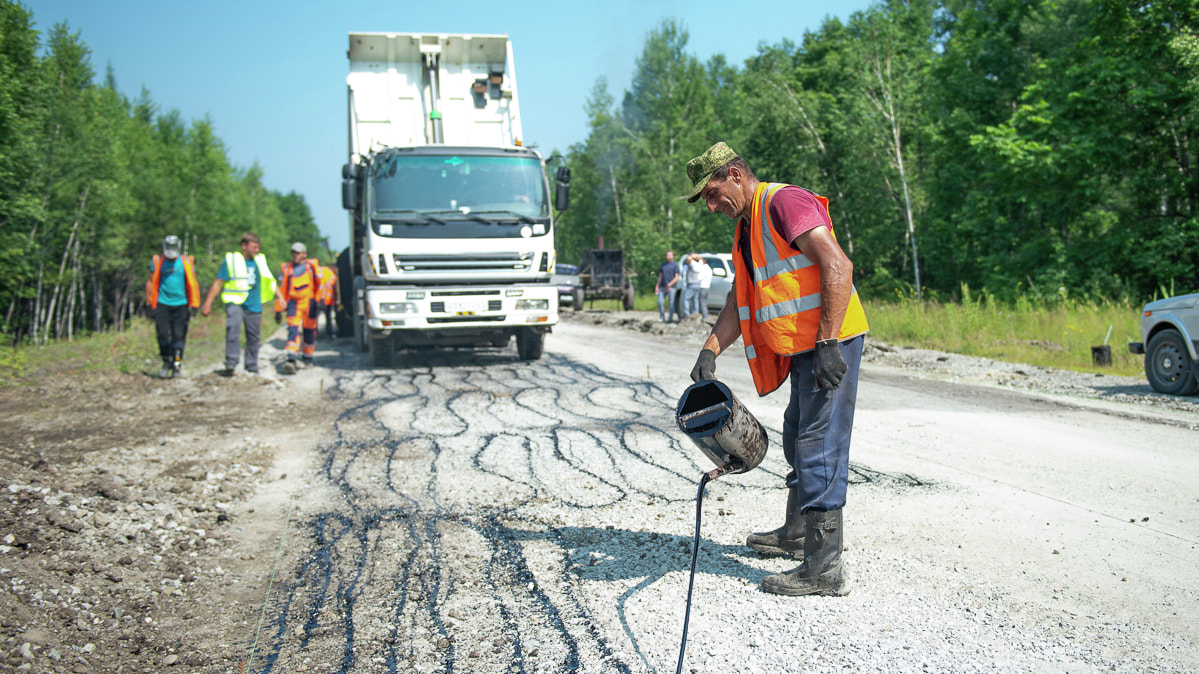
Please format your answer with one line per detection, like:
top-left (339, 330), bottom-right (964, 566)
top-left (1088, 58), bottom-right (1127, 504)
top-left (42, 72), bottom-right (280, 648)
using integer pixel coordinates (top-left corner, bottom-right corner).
top-left (369, 333), bottom-right (394, 367)
top-left (516, 328), bottom-right (544, 361)
top-left (623, 283), bottom-right (636, 311)
top-left (352, 311), bottom-right (369, 353)
top-left (1145, 329), bottom-right (1198, 395)
top-left (572, 287), bottom-right (585, 311)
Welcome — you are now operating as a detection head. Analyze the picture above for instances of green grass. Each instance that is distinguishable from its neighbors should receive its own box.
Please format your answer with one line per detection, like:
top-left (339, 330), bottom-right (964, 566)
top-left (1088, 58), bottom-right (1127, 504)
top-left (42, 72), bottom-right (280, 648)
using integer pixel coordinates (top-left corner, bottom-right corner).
top-left (864, 288), bottom-right (1144, 377)
top-left (613, 288), bottom-right (1145, 377)
top-left (1, 313), bottom-right (230, 384)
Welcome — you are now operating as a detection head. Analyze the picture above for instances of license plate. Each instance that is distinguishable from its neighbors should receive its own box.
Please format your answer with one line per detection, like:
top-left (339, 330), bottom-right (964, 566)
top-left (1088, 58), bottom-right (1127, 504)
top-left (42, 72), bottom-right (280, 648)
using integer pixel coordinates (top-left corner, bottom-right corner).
top-left (448, 300), bottom-right (484, 316)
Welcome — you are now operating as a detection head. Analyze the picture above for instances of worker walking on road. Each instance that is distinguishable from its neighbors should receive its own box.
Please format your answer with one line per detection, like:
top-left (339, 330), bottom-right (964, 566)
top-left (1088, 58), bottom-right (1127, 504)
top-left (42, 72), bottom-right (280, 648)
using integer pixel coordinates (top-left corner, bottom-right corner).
top-left (145, 235), bottom-right (201, 379)
top-left (201, 232), bottom-right (277, 376)
top-left (316, 262), bottom-right (339, 339)
top-left (685, 142), bottom-right (869, 597)
top-left (277, 242), bottom-right (321, 374)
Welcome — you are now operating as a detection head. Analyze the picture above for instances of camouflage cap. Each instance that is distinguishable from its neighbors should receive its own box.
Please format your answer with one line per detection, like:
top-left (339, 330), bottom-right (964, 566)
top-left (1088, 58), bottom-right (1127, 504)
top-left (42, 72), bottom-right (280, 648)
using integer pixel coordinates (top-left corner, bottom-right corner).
top-left (685, 142), bottom-right (739, 203)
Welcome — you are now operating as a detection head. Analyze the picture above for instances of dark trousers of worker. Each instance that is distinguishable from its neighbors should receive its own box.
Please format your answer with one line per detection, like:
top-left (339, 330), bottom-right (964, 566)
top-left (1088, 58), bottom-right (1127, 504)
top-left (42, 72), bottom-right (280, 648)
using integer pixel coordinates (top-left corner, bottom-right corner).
top-left (781, 335), bottom-right (864, 513)
top-left (285, 298), bottom-right (318, 361)
top-left (224, 303), bottom-right (262, 372)
top-left (154, 304), bottom-right (190, 365)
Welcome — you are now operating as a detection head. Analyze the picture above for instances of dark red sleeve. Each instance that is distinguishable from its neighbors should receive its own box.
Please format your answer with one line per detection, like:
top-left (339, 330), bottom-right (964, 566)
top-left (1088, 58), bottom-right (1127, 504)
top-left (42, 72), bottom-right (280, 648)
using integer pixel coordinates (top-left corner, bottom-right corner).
top-left (768, 186), bottom-right (831, 248)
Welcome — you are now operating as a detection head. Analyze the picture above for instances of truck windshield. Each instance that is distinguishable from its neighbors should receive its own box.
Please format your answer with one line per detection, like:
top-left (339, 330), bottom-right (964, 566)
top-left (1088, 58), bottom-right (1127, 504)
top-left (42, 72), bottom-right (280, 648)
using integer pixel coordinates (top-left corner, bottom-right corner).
top-left (371, 154), bottom-right (548, 222)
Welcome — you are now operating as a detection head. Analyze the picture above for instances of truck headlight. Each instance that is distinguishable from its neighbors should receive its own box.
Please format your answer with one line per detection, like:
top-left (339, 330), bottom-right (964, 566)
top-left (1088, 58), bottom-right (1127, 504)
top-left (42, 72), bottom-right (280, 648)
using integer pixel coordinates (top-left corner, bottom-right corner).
top-left (379, 302), bottom-right (418, 314)
top-left (515, 299), bottom-right (549, 311)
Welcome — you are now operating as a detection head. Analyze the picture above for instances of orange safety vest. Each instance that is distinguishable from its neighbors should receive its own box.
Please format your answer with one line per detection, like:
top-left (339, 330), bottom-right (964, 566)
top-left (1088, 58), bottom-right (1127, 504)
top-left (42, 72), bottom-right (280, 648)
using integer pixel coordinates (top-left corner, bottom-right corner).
top-left (147, 254), bottom-right (201, 309)
top-left (275, 258), bottom-right (321, 311)
top-left (732, 182), bottom-right (869, 396)
top-left (316, 265), bottom-right (338, 307)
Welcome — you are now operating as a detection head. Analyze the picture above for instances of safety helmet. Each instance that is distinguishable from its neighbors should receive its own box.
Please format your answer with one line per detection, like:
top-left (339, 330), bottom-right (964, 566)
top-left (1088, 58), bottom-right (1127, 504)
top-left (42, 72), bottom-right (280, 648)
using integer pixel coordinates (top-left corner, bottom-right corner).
top-left (162, 235), bottom-right (181, 260)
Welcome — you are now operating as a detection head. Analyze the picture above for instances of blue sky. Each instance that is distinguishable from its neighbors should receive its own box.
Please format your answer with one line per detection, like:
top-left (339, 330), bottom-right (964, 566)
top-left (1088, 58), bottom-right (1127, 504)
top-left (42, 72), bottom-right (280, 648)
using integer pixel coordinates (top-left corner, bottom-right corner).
top-left (28, 0), bottom-right (874, 251)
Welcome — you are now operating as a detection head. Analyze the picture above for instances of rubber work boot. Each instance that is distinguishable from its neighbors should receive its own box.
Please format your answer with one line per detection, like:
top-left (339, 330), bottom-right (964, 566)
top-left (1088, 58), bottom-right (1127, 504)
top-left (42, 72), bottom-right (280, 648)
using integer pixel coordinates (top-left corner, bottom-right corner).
top-left (761, 509), bottom-right (850, 597)
top-left (158, 364), bottom-right (172, 379)
top-left (282, 360), bottom-right (298, 375)
top-left (746, 486), bottom-right (804, 556)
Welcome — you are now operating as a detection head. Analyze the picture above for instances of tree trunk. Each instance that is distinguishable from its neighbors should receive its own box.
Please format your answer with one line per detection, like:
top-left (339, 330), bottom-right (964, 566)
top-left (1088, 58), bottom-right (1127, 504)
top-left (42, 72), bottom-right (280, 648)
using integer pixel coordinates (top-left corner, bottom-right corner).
top-left (32, 251), bottom-right (44, 345)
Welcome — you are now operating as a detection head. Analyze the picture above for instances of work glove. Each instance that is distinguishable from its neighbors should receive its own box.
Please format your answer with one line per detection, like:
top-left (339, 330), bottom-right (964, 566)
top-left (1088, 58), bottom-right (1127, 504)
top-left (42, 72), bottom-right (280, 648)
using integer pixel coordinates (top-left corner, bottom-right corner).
top-left (813, 339), bottom-right (848, 390)
top-left (690, 349), bottom-right (716, 383)
top-left (274, 310), bottom-right (282, 325)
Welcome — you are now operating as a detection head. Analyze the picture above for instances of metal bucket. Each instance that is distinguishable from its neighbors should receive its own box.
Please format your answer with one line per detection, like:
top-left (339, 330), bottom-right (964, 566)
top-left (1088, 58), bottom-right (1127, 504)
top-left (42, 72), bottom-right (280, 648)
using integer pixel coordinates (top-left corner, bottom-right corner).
top-left (675, 379), bottom-right (768, 474)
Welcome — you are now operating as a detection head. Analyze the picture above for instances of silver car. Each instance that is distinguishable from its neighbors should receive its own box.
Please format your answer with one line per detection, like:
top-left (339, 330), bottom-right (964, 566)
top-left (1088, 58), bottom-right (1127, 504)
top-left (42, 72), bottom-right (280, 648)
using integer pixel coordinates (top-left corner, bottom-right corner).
top-left (698, 253), bottom-right (734, 315)
top-left (1129, 292), bottom-right (1199, 395)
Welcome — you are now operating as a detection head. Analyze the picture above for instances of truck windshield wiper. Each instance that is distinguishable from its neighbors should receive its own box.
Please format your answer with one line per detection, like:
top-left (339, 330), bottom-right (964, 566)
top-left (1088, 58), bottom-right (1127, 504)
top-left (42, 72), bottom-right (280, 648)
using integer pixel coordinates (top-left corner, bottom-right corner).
top-left (421, 209), bottom-right (496, 225)
top-left (376, 210), bottom-right (446, 225)
top-left (471, 210), bottom-right (539, 224)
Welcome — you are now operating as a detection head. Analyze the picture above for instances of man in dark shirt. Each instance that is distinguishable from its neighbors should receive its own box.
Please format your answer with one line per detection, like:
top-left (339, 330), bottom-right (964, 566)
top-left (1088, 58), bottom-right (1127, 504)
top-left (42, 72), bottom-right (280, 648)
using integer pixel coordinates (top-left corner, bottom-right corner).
top-left (654, 250), bottom-right (680, 323)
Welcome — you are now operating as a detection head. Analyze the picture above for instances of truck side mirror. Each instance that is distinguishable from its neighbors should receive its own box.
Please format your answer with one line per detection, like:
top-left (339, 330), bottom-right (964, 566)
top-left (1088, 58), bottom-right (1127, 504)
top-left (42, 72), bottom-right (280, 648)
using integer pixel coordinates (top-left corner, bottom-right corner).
top-left (342, 163), bottom-right (359, 180)
top-left (342, 179), bottom-right (358, 211)
top-left (554, 166), bottom-right (571, 212)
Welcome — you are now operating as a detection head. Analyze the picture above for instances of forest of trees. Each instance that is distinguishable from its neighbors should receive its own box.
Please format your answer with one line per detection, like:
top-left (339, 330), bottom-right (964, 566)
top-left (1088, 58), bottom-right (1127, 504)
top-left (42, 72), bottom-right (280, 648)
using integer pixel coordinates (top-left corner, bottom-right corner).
top-left (555, 0), bottom-right (1198, 305)
top-left (3, 1), bottom-right (1195, 345)
top-left (0, 2), bottom-right (330, 344)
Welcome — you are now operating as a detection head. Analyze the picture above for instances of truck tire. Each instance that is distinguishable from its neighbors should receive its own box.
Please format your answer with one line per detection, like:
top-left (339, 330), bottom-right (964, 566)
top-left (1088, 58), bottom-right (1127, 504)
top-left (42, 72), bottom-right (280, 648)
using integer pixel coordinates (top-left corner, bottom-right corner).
top-left (572, 287), bottom-right (585, 311)
top-left (516, 328), bottom-right (544, 361)
top-left (369, 332), bottom-right (394, 367)
top-left (352, 310), bottom-right (368, 353)
top-left (623, 282), bottom-right (636, 311)
top-left (1144, 329), bottom-right (1198, 395)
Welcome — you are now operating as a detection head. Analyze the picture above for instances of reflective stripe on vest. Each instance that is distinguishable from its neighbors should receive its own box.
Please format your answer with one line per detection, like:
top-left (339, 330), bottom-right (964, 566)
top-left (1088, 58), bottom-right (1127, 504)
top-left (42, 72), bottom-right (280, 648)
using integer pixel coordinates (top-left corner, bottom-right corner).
top-left (220, 252), bottom-right (276, 305)
top-left (148, 254), bottom-right (201, 309)
top-left (733, 182), bottom-right (869, 396)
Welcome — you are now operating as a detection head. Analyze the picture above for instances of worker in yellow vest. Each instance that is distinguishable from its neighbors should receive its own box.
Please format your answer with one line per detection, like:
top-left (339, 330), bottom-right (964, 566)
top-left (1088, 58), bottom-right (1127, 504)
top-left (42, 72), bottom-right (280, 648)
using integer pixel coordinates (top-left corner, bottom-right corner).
top-left (684, 142), bottom-right (869, 598)
top-left (276, 242), bottom-right (322, 374)
top-left (200, 232), bottom-right (277, 376)
top-left (144, 235), bottom-right (201, 379)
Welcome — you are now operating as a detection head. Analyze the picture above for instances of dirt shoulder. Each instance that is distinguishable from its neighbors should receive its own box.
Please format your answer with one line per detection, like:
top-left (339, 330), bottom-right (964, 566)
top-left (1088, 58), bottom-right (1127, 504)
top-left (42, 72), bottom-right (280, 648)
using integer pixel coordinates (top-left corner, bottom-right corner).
top-left (0, 338), bottom-right (336, 673)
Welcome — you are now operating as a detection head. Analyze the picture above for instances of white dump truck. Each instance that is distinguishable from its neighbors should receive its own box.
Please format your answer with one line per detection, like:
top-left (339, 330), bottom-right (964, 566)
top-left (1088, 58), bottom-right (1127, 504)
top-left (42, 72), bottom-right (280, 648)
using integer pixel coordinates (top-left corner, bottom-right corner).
top-left (339, 32), bottom-right (569, 365)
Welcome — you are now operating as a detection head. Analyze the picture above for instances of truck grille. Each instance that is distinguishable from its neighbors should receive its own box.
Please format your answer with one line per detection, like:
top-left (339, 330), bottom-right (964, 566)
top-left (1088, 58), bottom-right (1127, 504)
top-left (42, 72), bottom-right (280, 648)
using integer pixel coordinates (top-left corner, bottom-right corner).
top-left (393, 252), bottom-right (532, 273)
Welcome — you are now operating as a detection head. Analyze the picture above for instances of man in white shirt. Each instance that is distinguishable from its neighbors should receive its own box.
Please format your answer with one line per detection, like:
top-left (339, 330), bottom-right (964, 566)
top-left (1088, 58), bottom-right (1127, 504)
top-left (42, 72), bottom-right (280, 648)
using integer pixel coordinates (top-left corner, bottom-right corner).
top-left (691, 254), bottom-right (712, 316)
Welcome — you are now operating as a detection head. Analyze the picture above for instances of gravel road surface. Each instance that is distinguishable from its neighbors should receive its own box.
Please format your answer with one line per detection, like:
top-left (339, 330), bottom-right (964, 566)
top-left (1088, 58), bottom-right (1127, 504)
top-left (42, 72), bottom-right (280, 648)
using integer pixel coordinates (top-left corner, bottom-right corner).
top-left (1, 310), bottom-right (1196, 673)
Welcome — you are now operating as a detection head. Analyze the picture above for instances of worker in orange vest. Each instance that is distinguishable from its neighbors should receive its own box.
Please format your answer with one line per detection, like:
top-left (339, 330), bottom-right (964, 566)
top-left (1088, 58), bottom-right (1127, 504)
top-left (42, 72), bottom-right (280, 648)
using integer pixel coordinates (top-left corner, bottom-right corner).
top-left (316, 264), bottom-right (339, 339)
top-left (277, 242), bottom-right (321, 374)
top-left (685, 142), bottom-right (868, 598)
top-left (144, 235), bottom-right (201, 379)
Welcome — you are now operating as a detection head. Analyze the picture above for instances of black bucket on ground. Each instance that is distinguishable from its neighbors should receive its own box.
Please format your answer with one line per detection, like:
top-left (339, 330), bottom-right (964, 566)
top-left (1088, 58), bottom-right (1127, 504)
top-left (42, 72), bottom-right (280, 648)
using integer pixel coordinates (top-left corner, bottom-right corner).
top-left (675, 379), bottom-right (768, 474)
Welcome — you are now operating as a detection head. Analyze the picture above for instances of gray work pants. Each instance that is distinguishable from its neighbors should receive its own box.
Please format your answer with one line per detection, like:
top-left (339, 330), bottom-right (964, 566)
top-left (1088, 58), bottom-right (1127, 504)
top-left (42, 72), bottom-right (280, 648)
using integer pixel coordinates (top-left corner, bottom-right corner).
top-left (225, 303), bottom-right (262, 372)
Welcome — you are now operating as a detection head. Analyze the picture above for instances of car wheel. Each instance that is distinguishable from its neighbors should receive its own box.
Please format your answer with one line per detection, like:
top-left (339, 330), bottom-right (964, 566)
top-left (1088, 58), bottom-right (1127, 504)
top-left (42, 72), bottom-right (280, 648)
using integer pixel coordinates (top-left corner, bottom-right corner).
top-left (1144, 329), bottom-right (1198, 395)
top-left (573, 287), bottom-right (585, 311)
